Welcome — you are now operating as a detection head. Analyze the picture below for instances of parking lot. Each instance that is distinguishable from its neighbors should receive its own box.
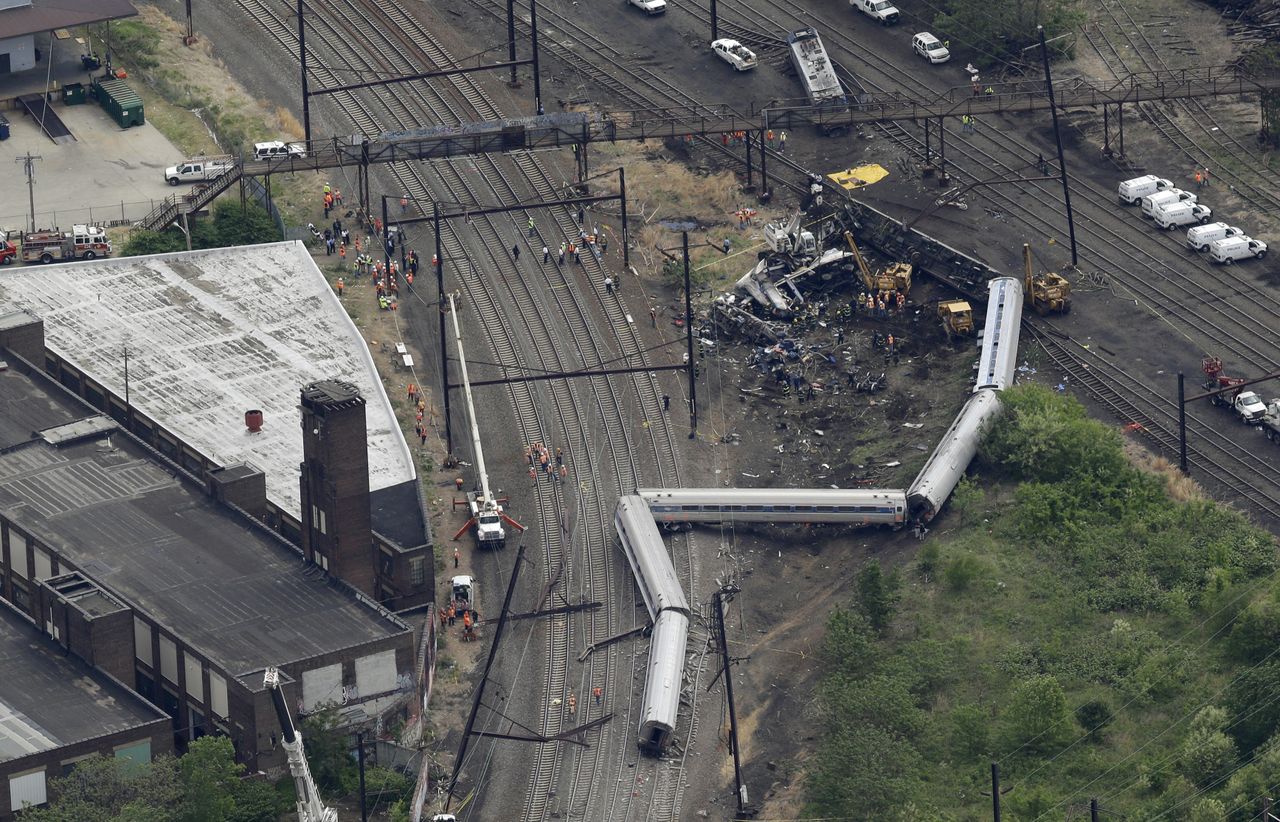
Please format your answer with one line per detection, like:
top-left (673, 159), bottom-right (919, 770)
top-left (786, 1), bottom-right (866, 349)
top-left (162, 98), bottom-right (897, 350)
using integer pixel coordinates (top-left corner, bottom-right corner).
top-left (2, 91), bottom-right (185, 234)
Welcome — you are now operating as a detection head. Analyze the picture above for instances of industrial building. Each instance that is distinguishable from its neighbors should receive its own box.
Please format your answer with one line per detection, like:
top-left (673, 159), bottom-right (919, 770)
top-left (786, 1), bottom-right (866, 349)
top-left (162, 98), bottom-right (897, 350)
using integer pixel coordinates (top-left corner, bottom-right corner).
top-left (0, 312), bottom-right (425, 790)
top-left (0, 0), bottom-right (136, 76)
top-left (0, 243), bottom-right (434, 609)
top-left (0, 600), bottom-right (171, 819)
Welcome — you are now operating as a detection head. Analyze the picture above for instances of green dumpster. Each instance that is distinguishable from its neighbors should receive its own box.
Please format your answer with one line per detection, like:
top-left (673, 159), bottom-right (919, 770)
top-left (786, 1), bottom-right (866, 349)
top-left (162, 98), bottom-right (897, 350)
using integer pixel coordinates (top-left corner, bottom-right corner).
top-left (62, 83), bottom-right (86, 105)
top-left (93, 77), bottom-right (145, 128)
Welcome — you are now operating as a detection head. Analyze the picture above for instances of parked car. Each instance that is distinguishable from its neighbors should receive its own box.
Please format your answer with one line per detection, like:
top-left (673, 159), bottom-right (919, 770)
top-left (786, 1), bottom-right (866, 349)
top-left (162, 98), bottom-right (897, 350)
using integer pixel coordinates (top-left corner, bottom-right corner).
top-left (851, 0), bottom-right (900, 24)
top-left (1117, 174), bottom-right (1173, 205)
top-left (912, 32), bottom-right (950, 63)
top-left (1208, 236), bottom-right (1267, 264)
top-left (628, 0), bottom-right (667, 14)
top-left (1186, 222), bottom-right (1244, 252)
top-left (1151, 201), bottom-right (1212, 230)
top-left (1140, 188), bottom-right (1196, 218)
top-left (712, 39), bottom-right (758, 71)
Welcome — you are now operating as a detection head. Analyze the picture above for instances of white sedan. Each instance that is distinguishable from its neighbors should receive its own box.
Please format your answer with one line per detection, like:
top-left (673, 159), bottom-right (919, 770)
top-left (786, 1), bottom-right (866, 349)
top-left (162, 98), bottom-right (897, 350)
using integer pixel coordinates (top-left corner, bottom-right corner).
top-left (912, 32), bottom-right (951, 64)
top-left (712, 38), bottom-right (758, 71)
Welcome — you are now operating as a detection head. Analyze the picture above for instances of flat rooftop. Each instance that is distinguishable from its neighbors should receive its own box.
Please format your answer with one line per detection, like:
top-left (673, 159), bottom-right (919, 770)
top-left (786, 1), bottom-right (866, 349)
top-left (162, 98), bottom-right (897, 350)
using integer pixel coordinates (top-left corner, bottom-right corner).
top-left (0, 604), bottom-right (165, 765)
top-left (0, 366), bottom-right (409, 676)
top-left (0, 242), bottom-right (415, 519)
top-left (0, 0), bottom-right (136, 41)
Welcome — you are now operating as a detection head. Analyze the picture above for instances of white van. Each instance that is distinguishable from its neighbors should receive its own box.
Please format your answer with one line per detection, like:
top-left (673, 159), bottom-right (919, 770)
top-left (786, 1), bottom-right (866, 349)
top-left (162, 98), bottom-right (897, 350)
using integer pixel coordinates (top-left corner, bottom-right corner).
top-left (1152, 201), bottom-right (1211, 230)
top-left (1117, 175), bottom-right (1173, 205)
top-left (252, 140), bottom-right (306, 161)
top-left (1186, 222), bottom-right (1243, 252)
top-left (1140, 188), bottom-right (1196, 218)
top-left (1209, 236), bottom-right (1267, 264)
top-left (852, 0), bottom-right (900, 24)
top-left (628, 0), bottom-right (667, 14)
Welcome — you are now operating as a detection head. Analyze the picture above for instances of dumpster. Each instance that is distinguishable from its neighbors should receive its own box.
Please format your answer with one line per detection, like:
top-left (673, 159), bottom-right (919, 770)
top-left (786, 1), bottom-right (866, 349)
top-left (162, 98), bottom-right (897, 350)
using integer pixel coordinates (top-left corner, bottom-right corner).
top-left (92, 77), bottom-right (145, 128)
top-left (62, 83), bottom-right (86, 105)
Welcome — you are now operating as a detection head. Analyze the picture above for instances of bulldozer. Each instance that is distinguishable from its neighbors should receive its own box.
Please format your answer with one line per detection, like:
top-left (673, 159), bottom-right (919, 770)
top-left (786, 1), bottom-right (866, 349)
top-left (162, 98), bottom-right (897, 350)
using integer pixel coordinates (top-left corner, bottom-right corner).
top-left (937, 300), bottom-right (974, 339)
top-left (1023, 243), bottom-right (1071, 315)
top-left (845, 231), bottom-right (912, 296)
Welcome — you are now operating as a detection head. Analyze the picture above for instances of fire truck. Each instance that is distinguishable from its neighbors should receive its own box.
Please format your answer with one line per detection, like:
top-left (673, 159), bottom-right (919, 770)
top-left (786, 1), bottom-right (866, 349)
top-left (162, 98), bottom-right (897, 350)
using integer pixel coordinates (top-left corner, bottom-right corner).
top-left (20, 225), bottom-right (112, 263)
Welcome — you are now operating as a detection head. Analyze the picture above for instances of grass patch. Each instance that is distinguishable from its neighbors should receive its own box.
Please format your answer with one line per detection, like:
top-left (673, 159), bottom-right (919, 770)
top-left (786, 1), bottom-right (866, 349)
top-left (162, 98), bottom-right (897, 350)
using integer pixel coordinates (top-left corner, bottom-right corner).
top-left (806, 385), bottom-right (1278, 820)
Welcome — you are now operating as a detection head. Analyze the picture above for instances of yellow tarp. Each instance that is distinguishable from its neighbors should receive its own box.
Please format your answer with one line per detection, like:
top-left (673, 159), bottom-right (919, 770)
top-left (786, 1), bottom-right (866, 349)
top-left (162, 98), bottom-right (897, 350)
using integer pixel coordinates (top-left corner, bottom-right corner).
top-left (828, 164), bottom-right (889, 190)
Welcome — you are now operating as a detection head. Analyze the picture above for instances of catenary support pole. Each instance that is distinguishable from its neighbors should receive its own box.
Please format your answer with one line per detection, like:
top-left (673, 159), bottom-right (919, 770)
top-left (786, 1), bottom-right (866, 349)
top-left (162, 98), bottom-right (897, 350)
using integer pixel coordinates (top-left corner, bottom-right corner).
top-left (991, 762), bottom-right (1001, 822)
top-left (507, 0), bottom-right (518, 86)
top-left (1264, 796), bottom-right (1273, 821)
top-left (435, 202), bottom-right (453, 458)
top-left (1103, 105), bottom-right (1110, 155)
top-left (1090, 798), bottom-right (1098, 822)
top-left (446, 545), bottom-right (527, 810)
top-left (357, 731), bottom-right (368, 822)
top-left (619, 167), bottom-right (630, 271)
top-left (711, 0), bottom-right (718, 41)
top-left (758, 128), bottom-right (769, 201)
top-left (745, 130), bottom-right (754, 190)
top-left (939, 116), bottom-right (947, 182)
top-left (298, 0), bottom-right (311, 145)
top-left (1178, 372), bottom-right (1188, 475)
top-left (715, 589), bottom-right (748, 815)
top-left (683, 231), bottom-right (697, 438)
top-left (1039, 25), bottom-right (1078, 267)
top-left (530, 0), bottom-right (543, 114)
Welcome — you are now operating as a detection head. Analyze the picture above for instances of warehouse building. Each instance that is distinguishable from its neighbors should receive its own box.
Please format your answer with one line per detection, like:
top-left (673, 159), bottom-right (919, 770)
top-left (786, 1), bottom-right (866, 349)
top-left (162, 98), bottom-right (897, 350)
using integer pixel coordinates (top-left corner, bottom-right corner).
top-left (0, 600), bottom-right (170, 819)
top-left (0, 244), bottom-right (434, 609)
top-left (0, 324), bottom-right (420, 776)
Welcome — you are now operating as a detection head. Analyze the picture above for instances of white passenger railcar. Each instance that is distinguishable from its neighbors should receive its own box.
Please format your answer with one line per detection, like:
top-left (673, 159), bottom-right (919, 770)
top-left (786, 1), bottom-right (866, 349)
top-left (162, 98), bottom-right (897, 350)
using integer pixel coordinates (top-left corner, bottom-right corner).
top-left (636, 487), bottom-right (907, 525)
top-left (973, 276), bottom-right (1024, 393)
top-left (615, 495), bottom-right (688, 621)
top-left (637, 609), bottom-right (689, 754)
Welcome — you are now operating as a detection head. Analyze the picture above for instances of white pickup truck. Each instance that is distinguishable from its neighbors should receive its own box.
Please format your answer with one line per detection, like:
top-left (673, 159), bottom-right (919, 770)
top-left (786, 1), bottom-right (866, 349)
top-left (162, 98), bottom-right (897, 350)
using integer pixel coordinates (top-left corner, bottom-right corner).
top-left (851, 0), bottom-right (900, 24)
top-left (164, 157), bottom-right (234, 186)
top-left (712, 38), bottom-right (758, 71)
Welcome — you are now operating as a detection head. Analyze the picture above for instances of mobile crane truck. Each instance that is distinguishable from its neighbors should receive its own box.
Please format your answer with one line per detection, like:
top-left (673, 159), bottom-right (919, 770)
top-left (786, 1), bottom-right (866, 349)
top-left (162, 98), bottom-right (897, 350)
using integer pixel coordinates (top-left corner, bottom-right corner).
top-left (448, 293), bottom-right (525, 549)
top-left (264, 667), bottom-right (338, 822)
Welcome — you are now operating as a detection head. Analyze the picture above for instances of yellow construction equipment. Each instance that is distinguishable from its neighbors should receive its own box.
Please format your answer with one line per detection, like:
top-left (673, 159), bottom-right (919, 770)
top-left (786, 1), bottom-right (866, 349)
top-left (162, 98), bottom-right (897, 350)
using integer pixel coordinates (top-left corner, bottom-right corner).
top-left (937, 300), bottom-right (974, 338)
top-left (844, 231), bottom-right (913, 295)
top-left (1022, 243), bottom-right (1071, 315)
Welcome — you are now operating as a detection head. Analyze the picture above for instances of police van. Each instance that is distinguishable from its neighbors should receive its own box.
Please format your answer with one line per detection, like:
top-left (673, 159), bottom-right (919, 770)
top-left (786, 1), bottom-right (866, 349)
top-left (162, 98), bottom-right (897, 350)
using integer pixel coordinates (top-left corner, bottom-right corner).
top-left (252, 140), bottom-right (307, 161)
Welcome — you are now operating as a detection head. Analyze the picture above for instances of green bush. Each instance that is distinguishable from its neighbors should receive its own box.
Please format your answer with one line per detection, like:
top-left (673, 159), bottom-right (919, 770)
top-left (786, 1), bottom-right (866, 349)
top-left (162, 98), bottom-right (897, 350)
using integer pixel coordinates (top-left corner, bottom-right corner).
top-left (948, 476), bottom-right (983, 526)
top-left (949, 704), bottom-right (990, 760)
top-left (1179, 707), bottom-right (1237, 788)
top-left (855, 560), bottom-right (901, 634)
top-left (1000, 675), bottom-right (1075, 754)
top-left (1074, 700), bottom-right (1114, 743)
top-left (943, 552), bottom-right (987, 592)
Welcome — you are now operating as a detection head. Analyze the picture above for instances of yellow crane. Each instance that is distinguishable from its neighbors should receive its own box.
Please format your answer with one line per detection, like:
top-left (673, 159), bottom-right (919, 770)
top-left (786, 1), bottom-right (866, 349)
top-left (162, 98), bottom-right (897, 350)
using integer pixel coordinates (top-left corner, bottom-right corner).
top-left (844, 231), bottom-right (912, 296)
top-left (1023, 243), bottom-right (1072, 315)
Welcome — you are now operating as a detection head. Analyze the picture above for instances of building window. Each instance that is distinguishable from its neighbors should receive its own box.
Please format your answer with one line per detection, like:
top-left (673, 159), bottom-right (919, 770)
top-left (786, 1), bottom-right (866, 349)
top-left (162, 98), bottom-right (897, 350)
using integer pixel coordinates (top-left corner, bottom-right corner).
top-left (12, 580), bottom-right (29, 612)
top-left (409, 557), bottom-right (426, 586)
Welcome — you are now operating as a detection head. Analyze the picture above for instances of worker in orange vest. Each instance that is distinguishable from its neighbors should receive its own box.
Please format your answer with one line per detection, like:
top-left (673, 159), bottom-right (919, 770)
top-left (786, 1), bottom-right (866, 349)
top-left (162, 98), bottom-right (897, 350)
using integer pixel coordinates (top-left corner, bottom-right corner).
top-left (462, 610), bottom-right (473, 640)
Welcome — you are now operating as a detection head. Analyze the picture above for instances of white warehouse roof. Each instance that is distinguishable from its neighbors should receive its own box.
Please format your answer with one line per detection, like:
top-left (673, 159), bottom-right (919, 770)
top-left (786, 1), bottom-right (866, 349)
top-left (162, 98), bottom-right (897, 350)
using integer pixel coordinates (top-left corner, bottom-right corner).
top-left (0, 241), bottom-right (414, 516)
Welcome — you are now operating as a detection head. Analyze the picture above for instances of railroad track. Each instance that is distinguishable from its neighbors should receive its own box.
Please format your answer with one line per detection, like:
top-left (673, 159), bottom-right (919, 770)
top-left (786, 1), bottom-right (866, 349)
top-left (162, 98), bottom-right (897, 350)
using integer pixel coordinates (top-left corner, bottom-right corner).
top-left (236, 0), bottom-right (702, 818)
top-left (655, 0), bottom-right (1280, 509)
top-left (1085, 0), bottom-right (1280, 214)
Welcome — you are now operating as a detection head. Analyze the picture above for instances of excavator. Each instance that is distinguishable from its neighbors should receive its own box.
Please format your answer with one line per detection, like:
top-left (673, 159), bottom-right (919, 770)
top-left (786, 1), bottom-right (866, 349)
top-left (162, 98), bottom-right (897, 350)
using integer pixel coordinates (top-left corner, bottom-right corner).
top-left (844, 231), bottom-right (912, 296)
top-left (1022, 243), bottom-right (1071, 315)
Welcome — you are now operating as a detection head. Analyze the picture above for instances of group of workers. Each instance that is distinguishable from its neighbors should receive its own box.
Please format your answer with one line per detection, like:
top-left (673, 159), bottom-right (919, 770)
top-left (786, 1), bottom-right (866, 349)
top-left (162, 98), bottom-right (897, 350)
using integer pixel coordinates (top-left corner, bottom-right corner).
top-left (438, 600), bottom-right (480, 641)
top-left (525, 442), bottom-right (569, 483)
top-left (854, 288), bottom-right (908, 318)
top-left (322, 183), bottom-right (344, 218)
top-left (733, 207), bottom-right (758, 229)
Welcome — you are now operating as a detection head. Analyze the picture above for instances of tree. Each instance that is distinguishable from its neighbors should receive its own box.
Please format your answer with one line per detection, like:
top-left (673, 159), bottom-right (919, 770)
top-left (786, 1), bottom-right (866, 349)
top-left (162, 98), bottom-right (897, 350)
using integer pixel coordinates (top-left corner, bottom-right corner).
top-left (120, 229), bottom-right (187, 257)
top-left (931, 0), bottom-right (1084, 69)
top-left (18, 755), bottom-right (180, 821)
top-left (855, 560), bottom-right (901, 634)
top-left (1188, 797), bottom-right (1228, 822)
top-left (178, 737), bottom-right (241, 822)
top-left (1075, 699), bottom-right (1114, 744)
top-left (298, 705), bottom-right (357, 795)
top-left (1001, 675), bottom-right (1075, 753)
top-left (211, 201), bottom-right (281, 247)
top-left (1180, 707), bottom-right (1238, 788)
top-left (1226, 661), bottom-right (1280, 754)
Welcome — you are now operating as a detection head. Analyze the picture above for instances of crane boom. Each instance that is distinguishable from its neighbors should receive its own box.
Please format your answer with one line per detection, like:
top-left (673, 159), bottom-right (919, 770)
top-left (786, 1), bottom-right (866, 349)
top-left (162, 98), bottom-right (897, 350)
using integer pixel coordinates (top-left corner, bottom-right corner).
top-left (264, 667), bottom-right (338, 822)
top-left (449, 293), bottom-right (493, 503)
